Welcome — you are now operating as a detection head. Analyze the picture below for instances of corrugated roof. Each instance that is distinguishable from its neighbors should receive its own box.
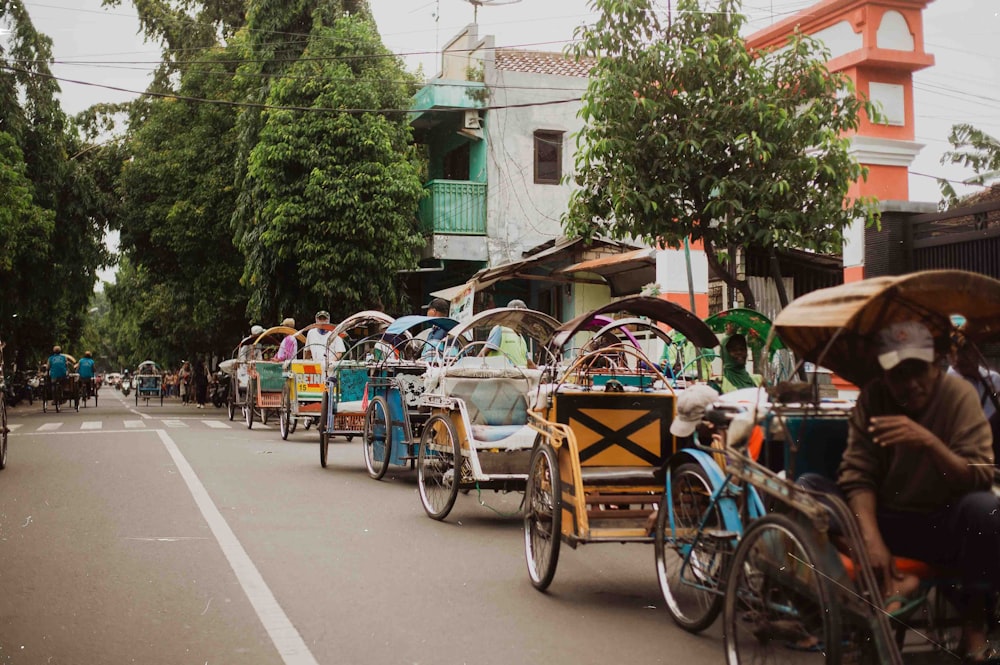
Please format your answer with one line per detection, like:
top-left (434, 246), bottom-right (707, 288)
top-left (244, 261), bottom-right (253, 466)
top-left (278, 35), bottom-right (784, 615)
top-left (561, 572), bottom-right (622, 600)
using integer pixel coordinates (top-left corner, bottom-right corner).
top-left (494, 49), bottom-right (595, 78)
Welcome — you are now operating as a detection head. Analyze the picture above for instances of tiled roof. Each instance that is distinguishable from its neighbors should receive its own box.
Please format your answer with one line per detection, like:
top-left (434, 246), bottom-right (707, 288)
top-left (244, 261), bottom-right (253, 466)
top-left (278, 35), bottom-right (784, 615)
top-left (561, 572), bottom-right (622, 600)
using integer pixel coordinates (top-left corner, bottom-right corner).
top-left (495, 49), bottom-right (595, 78)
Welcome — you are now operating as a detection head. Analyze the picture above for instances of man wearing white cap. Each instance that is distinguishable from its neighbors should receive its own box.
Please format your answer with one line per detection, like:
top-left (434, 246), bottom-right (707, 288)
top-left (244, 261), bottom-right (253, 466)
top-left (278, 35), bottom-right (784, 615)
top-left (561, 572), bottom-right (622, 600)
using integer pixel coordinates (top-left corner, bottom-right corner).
top-left (804, 320), bottom-right (999, 660)
top-left (306, 310), bottom-right (345, 367)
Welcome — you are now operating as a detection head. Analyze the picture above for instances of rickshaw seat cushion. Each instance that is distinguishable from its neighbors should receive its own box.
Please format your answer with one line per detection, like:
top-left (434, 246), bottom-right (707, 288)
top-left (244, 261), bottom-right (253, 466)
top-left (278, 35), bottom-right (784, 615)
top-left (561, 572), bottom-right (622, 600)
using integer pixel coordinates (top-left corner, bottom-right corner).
top-left (469, 424), bottom-right (536, 448)
top-left (838, 552), bottom-right (949, 582)
top-left (440, 375), bottom-right (530, 427)
top-left (334, 400), bottom-right (366, 415)
top-left (580, 465), bottom-right (666, 486)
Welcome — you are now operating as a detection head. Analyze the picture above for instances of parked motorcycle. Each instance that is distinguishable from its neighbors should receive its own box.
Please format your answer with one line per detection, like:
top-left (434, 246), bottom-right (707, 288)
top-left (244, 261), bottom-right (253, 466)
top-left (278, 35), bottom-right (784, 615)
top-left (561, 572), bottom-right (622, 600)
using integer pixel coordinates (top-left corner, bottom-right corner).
top-left (5, 370), bottom-right (34, 407)
top-left (210, 371), bottom-right (229, 408)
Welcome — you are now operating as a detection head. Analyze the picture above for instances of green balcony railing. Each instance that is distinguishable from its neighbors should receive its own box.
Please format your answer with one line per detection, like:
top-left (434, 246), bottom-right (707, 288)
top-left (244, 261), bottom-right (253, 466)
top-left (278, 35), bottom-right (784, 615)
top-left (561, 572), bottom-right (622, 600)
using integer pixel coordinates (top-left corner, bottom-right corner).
top-left (418, 180), bottom-right (487, 235)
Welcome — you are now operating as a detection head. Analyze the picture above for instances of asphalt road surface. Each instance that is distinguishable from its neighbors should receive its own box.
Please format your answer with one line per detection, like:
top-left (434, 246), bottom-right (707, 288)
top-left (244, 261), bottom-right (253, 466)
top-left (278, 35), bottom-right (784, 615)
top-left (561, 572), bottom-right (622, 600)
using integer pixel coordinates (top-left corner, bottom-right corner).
top-left (0, 387), bottom-right (728, 665)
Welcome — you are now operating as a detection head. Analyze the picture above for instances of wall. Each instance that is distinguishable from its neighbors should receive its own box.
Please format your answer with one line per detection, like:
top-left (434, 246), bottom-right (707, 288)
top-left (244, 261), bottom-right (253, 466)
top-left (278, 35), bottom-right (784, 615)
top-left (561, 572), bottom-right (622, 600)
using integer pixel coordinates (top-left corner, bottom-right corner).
top-left (483, 65), bottom-right (589, 266)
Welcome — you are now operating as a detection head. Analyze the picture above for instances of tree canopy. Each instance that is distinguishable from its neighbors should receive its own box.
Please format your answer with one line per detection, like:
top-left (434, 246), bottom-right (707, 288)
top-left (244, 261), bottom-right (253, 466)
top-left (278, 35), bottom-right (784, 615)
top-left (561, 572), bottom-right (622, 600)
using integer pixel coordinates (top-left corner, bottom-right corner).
top-left (938, 123), bottom-right (1000, 207)
top-left (92, 0), bottom-right (424, 366)
top-left (0, 0), bottom-right (112, 363)
top-left (565, 0), bottom-right (880, 307)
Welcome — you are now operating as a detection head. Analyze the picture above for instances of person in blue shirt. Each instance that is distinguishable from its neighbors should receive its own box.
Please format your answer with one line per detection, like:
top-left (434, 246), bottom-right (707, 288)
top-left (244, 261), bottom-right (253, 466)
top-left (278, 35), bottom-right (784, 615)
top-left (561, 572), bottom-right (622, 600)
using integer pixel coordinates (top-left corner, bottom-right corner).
top-left (46, 345), bottom-right (69, 401)
top-left (47, 346), bottom-right (68, 380)
top-left (75, 351), bottom-right (96, 399)
top-left (419, 297), bottom-right (451, 361)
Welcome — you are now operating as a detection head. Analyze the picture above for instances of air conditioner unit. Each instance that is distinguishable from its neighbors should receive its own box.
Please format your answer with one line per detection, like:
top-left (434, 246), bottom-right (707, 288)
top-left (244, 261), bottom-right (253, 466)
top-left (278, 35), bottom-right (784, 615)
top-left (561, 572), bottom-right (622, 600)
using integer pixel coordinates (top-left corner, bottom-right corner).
top-left (463, 110), bottom-right (481, 130)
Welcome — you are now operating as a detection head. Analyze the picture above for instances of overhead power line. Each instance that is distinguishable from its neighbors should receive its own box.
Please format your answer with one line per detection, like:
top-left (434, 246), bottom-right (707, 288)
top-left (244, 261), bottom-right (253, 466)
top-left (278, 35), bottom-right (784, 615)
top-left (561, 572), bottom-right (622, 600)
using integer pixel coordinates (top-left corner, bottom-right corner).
top-left (0, 62), bottom-right (582, 114)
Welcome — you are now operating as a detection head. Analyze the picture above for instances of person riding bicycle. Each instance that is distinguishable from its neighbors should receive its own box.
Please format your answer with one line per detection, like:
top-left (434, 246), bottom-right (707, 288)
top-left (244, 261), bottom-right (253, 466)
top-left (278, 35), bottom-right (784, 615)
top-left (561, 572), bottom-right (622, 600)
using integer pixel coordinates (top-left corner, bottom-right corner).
top-left (75, 351), bottom-right (96, 399)
top-left (800, 321), bottom-right (1000, 662)
top-left (46, 345), bottom-right (69, 400)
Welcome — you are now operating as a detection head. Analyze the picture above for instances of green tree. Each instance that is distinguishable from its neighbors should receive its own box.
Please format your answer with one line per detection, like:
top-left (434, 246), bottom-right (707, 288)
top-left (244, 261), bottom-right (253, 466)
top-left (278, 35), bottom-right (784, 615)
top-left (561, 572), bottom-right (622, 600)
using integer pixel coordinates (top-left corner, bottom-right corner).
top-left (235, 2), bottom-right (425, 321)
top-left (938, 124), bottom-right (1000, 208)
top-left (565, 0), bottom-right (879, 308)
top-left (0, 0), bottom-right (111, 360)
top-left (113, 45), bottom-right (249, 363)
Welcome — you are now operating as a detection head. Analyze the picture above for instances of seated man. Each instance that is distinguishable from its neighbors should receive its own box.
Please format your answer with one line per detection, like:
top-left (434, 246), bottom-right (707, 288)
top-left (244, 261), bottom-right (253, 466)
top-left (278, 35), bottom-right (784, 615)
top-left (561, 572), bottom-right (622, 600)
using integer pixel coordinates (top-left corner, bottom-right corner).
top-left (719, 333), bottom-right (763, 393)
top-left (75, 351), bottom-right (96, 396)
top-left (481, 298), bottom-right (534, 368)
top-left (800, 321), bottom-right (1000, 662)
top-left (46, 345), bottom-right (68, 396)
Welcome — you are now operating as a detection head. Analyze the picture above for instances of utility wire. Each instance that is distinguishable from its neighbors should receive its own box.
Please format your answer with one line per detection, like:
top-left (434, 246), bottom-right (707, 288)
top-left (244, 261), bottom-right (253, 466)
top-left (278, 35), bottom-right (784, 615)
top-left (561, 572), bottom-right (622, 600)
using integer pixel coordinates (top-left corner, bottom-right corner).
top-left (0, 62), bottom-right (582, 114)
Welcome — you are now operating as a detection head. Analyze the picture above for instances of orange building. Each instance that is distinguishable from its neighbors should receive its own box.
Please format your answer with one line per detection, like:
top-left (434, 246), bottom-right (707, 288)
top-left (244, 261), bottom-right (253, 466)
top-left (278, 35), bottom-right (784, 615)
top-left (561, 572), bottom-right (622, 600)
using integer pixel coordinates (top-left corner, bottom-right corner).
top-left (746, 0), bottom-right (936, 283)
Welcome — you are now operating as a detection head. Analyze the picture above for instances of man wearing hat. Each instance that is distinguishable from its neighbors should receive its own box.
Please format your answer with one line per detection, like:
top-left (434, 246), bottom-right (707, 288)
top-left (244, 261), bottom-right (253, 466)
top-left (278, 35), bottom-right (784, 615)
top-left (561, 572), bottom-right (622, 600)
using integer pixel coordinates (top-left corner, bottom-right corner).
top-left (417, 297), bottom-right (451, 361)
top-left (306, 310), bottom-right (345, 367)
top-left (802, 321), bottom-right (1000, 660)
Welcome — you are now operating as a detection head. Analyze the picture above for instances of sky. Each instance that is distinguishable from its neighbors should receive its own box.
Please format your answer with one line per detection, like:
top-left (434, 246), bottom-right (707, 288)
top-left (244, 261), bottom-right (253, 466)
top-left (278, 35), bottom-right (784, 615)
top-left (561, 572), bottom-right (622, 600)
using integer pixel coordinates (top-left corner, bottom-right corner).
top-left (19, 0), bottom-right (1000, 206)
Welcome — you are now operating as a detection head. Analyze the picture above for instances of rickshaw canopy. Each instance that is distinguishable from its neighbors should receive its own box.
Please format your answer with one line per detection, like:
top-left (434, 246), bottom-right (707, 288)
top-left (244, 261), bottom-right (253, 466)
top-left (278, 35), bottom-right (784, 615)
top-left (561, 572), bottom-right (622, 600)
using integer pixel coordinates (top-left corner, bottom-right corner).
top-left (381, 315), bottom-right (459, 348)
top-left (136, 360), bottom-right (161, 374)
top-left (773, 270), bottom-right (1000, 386)
top-left (252, 326), bottom-right (306, 346)
top-left (548, 296), bottom-right (719, 355)
top-left (445, 307), bottom-right (560, 344)
top-left (330, 310), bottom-right (395, 338)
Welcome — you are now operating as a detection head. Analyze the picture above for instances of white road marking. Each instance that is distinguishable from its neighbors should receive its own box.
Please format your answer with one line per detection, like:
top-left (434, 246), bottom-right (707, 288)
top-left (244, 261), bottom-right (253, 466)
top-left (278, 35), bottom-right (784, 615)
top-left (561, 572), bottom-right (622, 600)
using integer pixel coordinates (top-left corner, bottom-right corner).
top-left (124, 420), bottom-right (147, 428)
top-left (37, 423), bottom-right (63, 432)
top-left (7, 424), bottom-right (21, 431)
top-left (161, 419), bottom-right (188, 428)
top-left (203, 420), bottom-right (230, 429)
top-left (156, 430), bottom-right (319, 665)
top-left (81, 421), bottom-right (103, 430)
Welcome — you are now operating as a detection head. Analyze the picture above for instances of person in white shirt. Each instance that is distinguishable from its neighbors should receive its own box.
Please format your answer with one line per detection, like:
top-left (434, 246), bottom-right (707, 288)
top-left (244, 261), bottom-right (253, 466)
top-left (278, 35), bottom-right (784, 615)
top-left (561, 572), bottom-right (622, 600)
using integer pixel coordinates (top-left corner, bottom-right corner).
top-left (306, 311), bottom-right (346, 368)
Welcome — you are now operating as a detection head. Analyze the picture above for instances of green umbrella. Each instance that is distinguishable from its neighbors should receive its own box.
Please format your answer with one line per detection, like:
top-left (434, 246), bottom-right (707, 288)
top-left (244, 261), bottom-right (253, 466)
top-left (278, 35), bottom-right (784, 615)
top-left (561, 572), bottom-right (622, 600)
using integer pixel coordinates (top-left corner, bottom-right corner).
top-left (705, 308), bottom-right (785, 357)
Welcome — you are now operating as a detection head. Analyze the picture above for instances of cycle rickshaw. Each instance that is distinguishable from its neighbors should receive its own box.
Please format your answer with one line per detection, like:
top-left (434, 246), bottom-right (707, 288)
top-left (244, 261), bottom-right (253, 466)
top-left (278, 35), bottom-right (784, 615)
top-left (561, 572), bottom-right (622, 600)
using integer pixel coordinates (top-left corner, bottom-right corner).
top-left (523, 296), bottom-right (719, 591)
top-left (319, 311), bottom-right (395, 467)
top-left (134, 360), bottom-right (163, 407)
top-left (415, 306), bottom-right (560, 520)
top-left (277, 322), bottom-right (337, 439)
top-left (361, 314), bottom-right (459, 480)
top-left (42, 353), bottom-right (80, 413)
top-left (245, 326), bottom-right (305, 429)
top-left (221, 331), bottom-right (264, 421)
top-left (707, 270), bottom-right (1000, 665)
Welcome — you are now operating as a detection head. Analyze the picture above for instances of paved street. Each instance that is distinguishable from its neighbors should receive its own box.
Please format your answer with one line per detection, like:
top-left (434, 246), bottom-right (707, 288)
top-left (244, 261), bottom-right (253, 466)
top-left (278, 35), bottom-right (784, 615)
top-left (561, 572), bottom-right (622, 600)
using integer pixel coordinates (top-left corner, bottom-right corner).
top-left (0, 387), bottom-right (727, 665)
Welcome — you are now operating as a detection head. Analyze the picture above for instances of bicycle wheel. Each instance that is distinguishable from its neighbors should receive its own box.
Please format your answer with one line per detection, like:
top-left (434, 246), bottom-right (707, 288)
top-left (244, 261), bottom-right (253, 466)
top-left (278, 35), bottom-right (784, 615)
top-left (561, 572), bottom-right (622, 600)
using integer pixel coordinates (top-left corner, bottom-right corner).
top-left (279, 387), bottom-right (291, 440)
top-left (93, 385), bottom-right (98, 407)
top-left (417, 414), bottom-right (461, 520)
top-left (362, 396), bottom-right (390, 480)
top-left (320, 426), bottom-right (330, 468)
top-left (245, 386), bottom-right (254, 430)
top-left (723, 513), bottom-right (842, 665)
top-left (655, 462), bottom-right (727, 633)
top-left (524, 441), bottom-right (561, 591)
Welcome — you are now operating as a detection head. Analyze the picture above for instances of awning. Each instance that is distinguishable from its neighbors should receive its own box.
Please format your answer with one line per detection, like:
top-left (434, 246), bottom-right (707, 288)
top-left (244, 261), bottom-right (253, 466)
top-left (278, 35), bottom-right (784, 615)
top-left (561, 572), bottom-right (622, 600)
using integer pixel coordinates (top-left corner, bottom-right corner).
top-left (429, 282), bottom-right (477, 301)
top-left (558, 248), bottom-right (657, 297)
top-left (428, 237), bottom-right (645, 302)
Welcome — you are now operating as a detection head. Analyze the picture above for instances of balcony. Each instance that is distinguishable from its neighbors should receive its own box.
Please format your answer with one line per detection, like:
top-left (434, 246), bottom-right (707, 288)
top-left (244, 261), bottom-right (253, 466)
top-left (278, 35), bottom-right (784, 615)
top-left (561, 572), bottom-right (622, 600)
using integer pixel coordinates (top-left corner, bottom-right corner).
top-left (418, 180), bottom-right (487, 235)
